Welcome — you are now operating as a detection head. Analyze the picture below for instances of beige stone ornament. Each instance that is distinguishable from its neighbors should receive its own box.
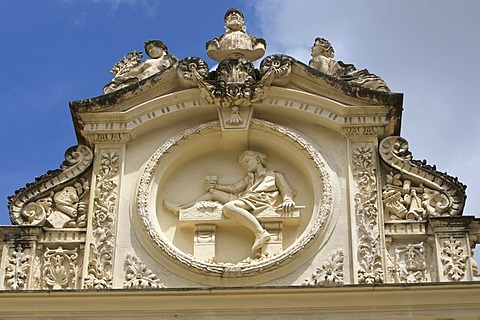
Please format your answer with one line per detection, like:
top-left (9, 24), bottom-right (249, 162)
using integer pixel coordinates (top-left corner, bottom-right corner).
top-left (104, 40), bottom-right (178, 94)
top-left (309, 37), bottom-right (390, 92)
top-left (206, 8), bottom-right (266, 62)
top-left (164, 150), bottom-right (302, 255)
top-left (2, 7), bottom-right (480, 319)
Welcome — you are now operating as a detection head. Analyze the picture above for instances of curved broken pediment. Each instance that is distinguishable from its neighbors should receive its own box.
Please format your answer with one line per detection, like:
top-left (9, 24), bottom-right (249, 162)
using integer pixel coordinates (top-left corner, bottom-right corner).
top-left (8, 145), bottom-right (93, 228)
top-left (380, 136), bottom-right (466, 220)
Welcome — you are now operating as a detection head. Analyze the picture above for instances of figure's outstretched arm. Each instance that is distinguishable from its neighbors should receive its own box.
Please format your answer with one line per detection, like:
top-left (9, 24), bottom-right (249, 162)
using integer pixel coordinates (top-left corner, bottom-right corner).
top-left (275, 172), bottom-right (296, 212)
top-left (205, 176), bottom-right (248, 195)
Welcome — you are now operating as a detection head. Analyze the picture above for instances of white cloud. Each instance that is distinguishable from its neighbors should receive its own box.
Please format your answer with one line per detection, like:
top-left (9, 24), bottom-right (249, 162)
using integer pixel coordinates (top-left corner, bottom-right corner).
top-left (80, 0), bottom-right (160, 17)
top-left (251, 0), bottom-right (480, 219)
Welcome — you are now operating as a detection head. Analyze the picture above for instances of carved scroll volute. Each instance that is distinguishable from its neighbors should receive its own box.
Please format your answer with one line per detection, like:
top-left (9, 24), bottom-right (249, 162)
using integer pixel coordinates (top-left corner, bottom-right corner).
top-left (259, 54), bottom-right (293, 86)
top-left (180, 55), bottom-right (293, 111)
top-left (379, 136), bottom-right (466, 218)
top-left (177, 57), bottom-right (210, 89)
top-left (8, 145), bottom-right (93, 227)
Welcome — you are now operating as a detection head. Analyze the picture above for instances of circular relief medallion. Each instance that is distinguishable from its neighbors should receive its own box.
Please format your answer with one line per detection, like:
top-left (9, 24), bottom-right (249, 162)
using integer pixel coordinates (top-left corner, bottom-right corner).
top-left (135, 118), bottom-right (334, 278)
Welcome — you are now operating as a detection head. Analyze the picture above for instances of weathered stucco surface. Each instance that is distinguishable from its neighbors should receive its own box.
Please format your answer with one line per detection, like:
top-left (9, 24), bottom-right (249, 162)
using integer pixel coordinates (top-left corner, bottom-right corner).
top-left (1, 7), bottom-right (478, 319)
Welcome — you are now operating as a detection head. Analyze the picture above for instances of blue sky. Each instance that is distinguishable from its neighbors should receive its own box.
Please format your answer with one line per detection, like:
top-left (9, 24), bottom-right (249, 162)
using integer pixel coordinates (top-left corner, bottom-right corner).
top-left (1, 1), bottom-right (479, 255)
top-left (0, 0), bottom-right (253, 225)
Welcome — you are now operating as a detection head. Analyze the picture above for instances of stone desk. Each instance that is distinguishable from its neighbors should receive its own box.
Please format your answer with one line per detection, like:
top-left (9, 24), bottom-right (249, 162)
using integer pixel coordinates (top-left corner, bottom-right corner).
top-left (178, 201), bottom-right (301, 260)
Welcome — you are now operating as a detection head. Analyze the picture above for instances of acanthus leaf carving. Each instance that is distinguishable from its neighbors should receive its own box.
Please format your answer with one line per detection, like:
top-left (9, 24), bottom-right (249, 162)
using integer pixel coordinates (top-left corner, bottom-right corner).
top-left (124, 254), bottom-right (165, 289)
top-left (303, 250), bottom-right (344, 286)
top-left (8, 145), bottom-right (93, 228)
top-left (440, 237), bottom-right (468, 282)
top-left (84, 151), bottom-right (119, 289)
top-left (352, 146), bottom-right (384, 284)
top-left (379, 137), bottom-right (466, 219)
top-left (5, 245), bottom-right (30, 290)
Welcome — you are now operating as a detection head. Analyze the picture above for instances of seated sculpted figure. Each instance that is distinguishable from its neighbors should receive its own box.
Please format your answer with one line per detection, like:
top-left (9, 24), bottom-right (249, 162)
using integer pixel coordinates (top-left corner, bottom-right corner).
top-left (309, 37), bottom-right (390, 92)
top-left (104, 40), bottom-right (177, 94)
top-left (164, 150), bottom-right (296, 252)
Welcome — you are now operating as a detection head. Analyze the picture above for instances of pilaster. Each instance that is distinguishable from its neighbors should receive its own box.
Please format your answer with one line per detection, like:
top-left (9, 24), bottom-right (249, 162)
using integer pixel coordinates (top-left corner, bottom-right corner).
top-left (347, 136), bottom-right (385, 284)
top-left (429, 216), bottom-right (474, 281)
top-left (82, 143), bottom-right (125, 289)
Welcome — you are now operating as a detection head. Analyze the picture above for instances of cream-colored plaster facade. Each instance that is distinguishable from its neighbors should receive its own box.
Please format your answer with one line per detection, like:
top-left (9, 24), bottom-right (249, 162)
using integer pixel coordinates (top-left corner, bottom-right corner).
top-left (1, 284), bottom-right (480, 319)
top-left (1, 8), bottom-right (479, 319)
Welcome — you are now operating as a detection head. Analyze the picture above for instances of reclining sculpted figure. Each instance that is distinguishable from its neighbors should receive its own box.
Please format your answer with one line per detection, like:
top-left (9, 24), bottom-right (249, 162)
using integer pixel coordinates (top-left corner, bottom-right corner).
top-left (309, 37), bottom-right (390, 92)
top-left (104, 40), bottom-right (177, 94)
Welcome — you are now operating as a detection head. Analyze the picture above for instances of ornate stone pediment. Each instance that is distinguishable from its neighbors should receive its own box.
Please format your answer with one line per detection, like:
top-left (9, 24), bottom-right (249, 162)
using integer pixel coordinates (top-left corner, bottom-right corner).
top-left (2, 8), bottom-right (479, 305)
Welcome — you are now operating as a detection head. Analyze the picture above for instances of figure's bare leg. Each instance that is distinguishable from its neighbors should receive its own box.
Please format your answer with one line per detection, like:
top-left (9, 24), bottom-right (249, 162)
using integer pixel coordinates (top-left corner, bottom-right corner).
top-left (223, 200), bottom-right (271, 252)
top-left (164, 190), bottom-right (233, 214)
